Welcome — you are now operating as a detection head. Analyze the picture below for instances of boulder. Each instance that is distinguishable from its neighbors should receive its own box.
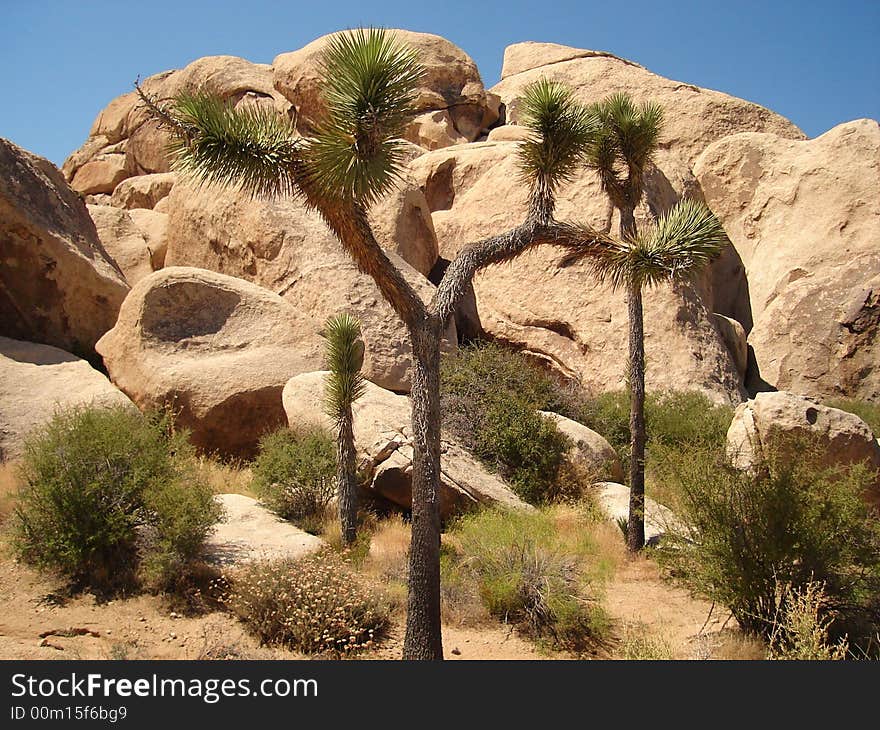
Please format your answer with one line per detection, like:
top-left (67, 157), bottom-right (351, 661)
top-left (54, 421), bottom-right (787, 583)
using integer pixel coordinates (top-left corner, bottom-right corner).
top-left (272, 30), bottom-right (490, 144)
top-left (726, 391), bottom-right (880, 500)
top-left (487, 125), bottom-right (530, 142)
top-left (593, 481), bottom-right (680, 545)
top-left (205, 494), bottom-right (324, 567)
top-left (493, 42), bottom-right (805, 168)
top-left (408, 141), bottom-right (744, 403)
top-left (109, 172), bottom-right (176, 210)
top-left (0, 138), bottom-right (129, 357)
top-left (282, 372), bottom-right (531, 518)
top-left (695, 120), bottom-right (880, 400)
top-left (404, 110), bottom-right (469, 150)
top-left (96, 267), bottom-right (324, 457)
top-left (369, 182), bottom-right (440, 277)
top-left (0, 336), bottom-right (134, 461)
top-left (539, 411), bottom-right (624, 481)
top-left (87, 205), bottom-right (155, 285)
top-left (164, 180), bottom-right (453, 392)
top-left (70, 153), bottom-right (131, 195)
top-left (128, 208), bottom-right (168, 269)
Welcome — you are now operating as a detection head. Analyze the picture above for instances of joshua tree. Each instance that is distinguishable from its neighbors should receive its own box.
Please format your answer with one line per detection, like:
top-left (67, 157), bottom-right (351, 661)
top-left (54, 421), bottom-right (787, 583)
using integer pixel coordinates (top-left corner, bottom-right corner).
top-left (570, 93), bottom-right (726, 551)
top-left (321, 313), bottom-right (366, 546)
top-left (136, 29), bottom-right (610, 659)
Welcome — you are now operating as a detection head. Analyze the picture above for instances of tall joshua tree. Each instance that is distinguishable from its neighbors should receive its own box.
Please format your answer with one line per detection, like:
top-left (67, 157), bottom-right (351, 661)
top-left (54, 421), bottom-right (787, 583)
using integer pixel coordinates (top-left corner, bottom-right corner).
top-left (136, 29), bottom-right (610, 659)
top-left (321, 313), bottom-right (366, 546)
top-left (572, 93), bottom-right (726, 552)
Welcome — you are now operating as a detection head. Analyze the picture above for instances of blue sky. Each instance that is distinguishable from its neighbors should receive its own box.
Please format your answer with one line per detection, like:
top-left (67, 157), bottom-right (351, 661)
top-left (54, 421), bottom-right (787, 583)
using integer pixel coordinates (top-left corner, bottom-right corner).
top-left (2, 0), bottom-right (878, 166)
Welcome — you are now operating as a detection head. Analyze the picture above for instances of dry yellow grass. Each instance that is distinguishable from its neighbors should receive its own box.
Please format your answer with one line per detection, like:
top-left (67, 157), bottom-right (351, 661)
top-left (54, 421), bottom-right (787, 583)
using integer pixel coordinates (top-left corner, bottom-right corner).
top-left (0, 461), bottom-right (20, 523)
top-left (193, 456), bottom-right (255, 497)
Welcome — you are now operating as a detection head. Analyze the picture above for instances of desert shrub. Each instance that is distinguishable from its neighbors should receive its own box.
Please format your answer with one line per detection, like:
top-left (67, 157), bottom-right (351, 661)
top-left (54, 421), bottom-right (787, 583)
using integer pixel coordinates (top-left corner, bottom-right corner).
top-left (138, 460), bottom-right (223, 592)
top-left (568, 390), bottom-right (632, 455)
top-left (767, 581), bottom-right (849, 660)
top-left (13, 405), bottom-right (219, 592)
top-left (444, 507), bottom-right (610, 652)
top-left (657, 444), bottom-right (880, 640)
top-left (251, 427), bottom-right (335, 532)
top-left (825, 397), bottom-right (880, 437)
top-left (441, 343), bottom-right (573, 503)
top-left (225, 553), bottom-right (390, 656)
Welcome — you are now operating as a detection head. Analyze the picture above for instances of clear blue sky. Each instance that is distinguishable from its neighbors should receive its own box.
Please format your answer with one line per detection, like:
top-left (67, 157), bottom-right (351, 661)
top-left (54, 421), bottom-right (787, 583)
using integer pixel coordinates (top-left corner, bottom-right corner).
top-left (2, 0), bottom-right (878, 166)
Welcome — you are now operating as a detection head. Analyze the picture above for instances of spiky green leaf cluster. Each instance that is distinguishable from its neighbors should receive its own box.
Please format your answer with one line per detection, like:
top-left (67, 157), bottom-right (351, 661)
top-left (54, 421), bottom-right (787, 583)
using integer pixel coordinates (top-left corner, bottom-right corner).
top-left (322, 313), bottom-right (367, 424)
top-left (517, 79), bottom-right (597, 191)
top-left (589, 199), bottom-right (727, 289)
top-left (304, 28), bottom-right (424, 205)
top-left (168, 91), bottom-right (302, 198)
top-left (585, 92), bottom-right (664, 203)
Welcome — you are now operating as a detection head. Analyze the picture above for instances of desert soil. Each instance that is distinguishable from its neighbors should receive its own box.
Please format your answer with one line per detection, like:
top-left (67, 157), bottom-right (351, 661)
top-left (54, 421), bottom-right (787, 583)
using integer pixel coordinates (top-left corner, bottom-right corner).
top-left (0, 547), bottom-right (752, 661)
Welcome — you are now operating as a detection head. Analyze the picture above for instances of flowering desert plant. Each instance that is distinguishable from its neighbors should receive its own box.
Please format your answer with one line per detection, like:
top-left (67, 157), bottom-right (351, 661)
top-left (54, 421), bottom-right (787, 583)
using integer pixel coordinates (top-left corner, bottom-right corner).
top-left (225, 552), bottom-right (391, 656)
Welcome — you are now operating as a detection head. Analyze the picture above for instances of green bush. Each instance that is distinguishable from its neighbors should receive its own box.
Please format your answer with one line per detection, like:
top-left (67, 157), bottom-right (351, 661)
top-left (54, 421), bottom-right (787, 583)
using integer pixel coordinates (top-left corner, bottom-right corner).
top-left (225, 553), bottom-right (390, 656)
top-left (444, 508), bottom-right (610, 652)
top-left (251, 428), bottom-right (335, 532)
top-left (441, 343), bottom-right (574, 503)
top-left (657, 444), bottom-right (880, 640)
top-left (13, 405), bottom-right (220, 592)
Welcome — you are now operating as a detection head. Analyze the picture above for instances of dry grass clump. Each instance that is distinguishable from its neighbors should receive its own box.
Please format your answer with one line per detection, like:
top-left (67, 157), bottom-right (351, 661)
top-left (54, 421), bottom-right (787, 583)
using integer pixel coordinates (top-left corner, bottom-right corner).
top-left (193, 456), bottom-right (254, 497)
top-left (441, 504), bottom-right (612, 653)
top-left (223, 552), bottom-right (391, 657)
top-left (616, 623), bottom-right (674, 660)
top-left (767, 581), bottom-right (849, 660)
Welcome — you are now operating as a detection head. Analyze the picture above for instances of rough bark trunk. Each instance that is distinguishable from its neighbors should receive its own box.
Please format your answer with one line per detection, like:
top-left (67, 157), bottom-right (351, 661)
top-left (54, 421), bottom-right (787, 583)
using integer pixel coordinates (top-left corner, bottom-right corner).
top-left (402, 318), bottom-right (444, 660)
top-left (626, 278), bottom-right (647, 553)
top-left (620, 205), bottom-right (646, 553)
top-left (337, 408), bottom-right (358, 546)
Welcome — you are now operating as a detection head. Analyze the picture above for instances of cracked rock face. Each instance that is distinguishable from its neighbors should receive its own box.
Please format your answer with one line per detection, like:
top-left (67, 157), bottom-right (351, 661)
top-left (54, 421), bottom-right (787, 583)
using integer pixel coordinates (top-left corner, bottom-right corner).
top-left (408, 141), bottom-right (745, 403)
top-left (696, 119), bottom-right (880, 400)
top-left (282, 372), bottom-right (532, 519)
top-left (727, 391), bottom-right (880, 504)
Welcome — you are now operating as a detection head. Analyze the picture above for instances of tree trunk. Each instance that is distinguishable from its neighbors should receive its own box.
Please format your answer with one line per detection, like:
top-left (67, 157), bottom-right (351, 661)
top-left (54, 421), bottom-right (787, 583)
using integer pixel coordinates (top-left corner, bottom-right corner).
top-left (620, 205), bottom-right (646, 553)
top-left (337, 407), bottom-right (358, 546)
top-left (402, 319), bottom-right (444, 660)
top-left (626, 278), bottom-right (647, 553)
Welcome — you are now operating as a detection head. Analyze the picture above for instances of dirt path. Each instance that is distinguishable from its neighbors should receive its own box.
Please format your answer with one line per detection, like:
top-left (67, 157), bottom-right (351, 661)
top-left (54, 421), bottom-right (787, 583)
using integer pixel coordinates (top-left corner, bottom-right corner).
top-left (602, 555), bottom-right (762, 659)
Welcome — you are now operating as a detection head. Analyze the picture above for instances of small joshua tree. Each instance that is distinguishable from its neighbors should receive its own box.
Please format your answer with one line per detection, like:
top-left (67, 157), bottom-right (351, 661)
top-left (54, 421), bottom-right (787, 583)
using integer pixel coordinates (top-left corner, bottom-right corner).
top-left (321, 313), bottom-right (366, 546)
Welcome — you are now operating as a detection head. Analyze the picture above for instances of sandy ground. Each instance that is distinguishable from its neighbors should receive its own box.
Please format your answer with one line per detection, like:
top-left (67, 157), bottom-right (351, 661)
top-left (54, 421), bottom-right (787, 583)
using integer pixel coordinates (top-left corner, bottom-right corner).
top-left (0, 547), bottom-right (760, 661)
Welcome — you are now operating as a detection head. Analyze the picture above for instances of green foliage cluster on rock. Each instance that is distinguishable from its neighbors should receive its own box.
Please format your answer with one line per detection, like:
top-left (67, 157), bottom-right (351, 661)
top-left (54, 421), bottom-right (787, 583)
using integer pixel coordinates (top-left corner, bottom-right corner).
top-left (441, 342), bottom-right (584, 504)
top-left (250, 427), bottom-right (336, 534)
top-left (13, 405), bottom-right (221, 593)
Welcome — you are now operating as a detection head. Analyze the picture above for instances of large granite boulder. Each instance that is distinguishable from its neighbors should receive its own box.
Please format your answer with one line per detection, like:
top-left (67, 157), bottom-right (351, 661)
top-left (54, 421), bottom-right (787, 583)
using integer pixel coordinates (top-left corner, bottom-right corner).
top-left (695, 120), bottom-right (880, 401)
top-left (0, 336), bottom-right (134, 461)
top-left (96, 267), bottom-right (324, 457)
top-left (273, 29), bottom-right (494, 146)
top-left (0, 138), bottom-right (129, 358)
top-left (727, 391), bottom-right (880, 502)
